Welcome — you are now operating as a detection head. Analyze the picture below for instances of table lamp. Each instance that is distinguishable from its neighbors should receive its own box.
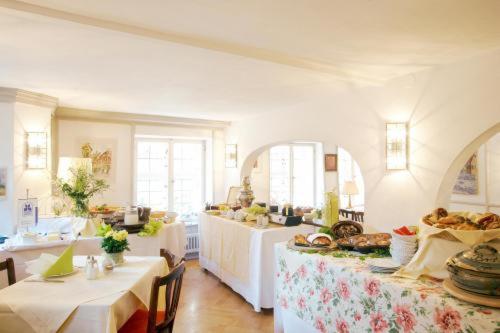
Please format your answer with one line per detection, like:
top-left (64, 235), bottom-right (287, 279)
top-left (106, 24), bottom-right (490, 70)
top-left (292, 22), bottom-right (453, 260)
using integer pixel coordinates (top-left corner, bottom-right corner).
top-left (57, 157), bottom-right (92, 183)
top-left (342, 180), bottom-right (359, 209)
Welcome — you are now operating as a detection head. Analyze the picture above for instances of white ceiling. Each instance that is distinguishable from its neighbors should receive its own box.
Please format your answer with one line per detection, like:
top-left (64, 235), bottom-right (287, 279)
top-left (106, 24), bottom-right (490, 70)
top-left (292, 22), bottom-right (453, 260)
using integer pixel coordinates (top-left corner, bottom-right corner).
top-left (1, 0), bottom-right (500, 121)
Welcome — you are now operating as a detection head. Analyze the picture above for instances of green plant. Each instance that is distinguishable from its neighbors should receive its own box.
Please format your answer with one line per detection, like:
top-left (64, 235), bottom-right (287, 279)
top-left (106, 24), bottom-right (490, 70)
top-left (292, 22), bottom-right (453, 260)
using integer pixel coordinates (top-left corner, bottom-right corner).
top-left (101, 230), bottom-right (130, 253)
top-left (96, 223), bottom-right (112, 237)
top-left (246, 204), bottom-right (267, 215)
top-left (138, 218), bottom-right (163, 237)
top-left (55, 166), bottom-right (109, 217)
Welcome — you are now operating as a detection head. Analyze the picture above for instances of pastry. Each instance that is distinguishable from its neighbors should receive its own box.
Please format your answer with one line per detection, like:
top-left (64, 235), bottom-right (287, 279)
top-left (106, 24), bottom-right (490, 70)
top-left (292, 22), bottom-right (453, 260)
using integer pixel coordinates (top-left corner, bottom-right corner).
top-left (432, 207), bottom-right (448, 219)
top-left (294, 234), bottom-right (308, 246)
top-left (455, 221), bottom-right (480, 231)
top-left (484, 221), bottom-right (500, 230)
top-left (306, 233), bottom-right (332, 246)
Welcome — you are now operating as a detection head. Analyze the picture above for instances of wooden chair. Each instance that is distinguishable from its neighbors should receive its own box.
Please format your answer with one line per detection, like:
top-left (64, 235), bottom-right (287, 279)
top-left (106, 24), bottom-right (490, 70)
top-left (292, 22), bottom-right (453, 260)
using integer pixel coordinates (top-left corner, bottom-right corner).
top-left (118, 262), bottom-right (186, 333)
top-left (353, 212), bottom-right (364, 223)
top-left (0, 257), bottom-right (16, 286)
top-left (160, 249), bottom-right (185, 270)
top-left (339, 209), bottom-right (350, 218)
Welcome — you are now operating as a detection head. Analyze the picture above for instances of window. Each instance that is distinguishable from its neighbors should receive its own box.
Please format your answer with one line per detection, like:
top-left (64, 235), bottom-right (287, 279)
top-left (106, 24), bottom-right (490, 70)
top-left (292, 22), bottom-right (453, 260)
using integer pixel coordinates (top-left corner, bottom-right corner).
top-left (135, 138), bottom-right (205, 222)
top-left (269, 144), bottom-right (316, 207)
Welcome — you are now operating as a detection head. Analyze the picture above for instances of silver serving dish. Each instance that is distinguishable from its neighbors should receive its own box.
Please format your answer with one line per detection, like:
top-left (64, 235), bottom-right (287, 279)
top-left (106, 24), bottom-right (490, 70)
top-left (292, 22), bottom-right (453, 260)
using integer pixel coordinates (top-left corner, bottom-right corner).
top-left (446, 244), bottom-right (500, 296)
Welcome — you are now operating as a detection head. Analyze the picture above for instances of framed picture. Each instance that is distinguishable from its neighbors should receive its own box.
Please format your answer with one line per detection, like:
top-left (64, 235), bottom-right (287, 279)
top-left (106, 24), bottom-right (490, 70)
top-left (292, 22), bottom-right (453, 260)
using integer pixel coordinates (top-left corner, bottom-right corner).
top-left (226, 186), bottom-right (242, 205)
top-left (324, 154), bottom-right (338, 172)
top-left (0, 168), bottom-right (6, 199)
top-left (76, 138), bottom-right (117, 183)
top-left (225, 144), bottom-right (237, 168)
top-left (453, 152), bottom-right (478, 195)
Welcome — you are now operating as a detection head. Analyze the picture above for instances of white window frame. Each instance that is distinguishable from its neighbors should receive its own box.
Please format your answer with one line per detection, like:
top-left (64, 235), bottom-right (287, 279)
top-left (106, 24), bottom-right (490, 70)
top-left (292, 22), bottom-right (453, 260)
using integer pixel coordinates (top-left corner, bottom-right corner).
top-left (133, 137), bottom-right (206, 216)
top-left (269, 143), bottom-right (317, 206)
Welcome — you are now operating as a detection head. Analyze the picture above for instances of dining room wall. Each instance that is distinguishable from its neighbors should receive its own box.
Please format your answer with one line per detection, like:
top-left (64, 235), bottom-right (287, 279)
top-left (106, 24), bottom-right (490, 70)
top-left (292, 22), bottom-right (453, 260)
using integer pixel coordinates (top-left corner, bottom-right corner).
top-left (225, 49), bottom-right (500, 232)
top-left (0, 89), bottom-right (56, 235)
top-left (56, 118), bottom-right (227, 209)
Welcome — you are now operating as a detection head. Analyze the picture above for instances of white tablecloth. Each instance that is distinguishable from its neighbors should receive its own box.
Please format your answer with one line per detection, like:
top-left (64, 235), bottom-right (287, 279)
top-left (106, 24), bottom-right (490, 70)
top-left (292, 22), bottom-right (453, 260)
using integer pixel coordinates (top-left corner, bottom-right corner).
top-left (199, 213), bottom-right (314, 311)
top-left (0, 221), bottom-right (186, 288)
top-left (0, 256), bottom-right (168, 333)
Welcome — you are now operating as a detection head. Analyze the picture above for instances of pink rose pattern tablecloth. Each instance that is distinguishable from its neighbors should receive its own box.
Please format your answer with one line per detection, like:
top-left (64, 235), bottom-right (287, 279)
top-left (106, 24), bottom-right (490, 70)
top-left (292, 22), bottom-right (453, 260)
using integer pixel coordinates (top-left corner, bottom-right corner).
top-left (275, 244), bottom-right (500, 333)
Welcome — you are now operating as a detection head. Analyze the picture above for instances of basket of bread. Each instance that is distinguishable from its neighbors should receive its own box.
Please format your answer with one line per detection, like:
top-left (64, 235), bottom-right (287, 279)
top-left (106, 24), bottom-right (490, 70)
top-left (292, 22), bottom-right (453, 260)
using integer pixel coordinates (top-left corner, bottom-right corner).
top-left (422, 208), bottom-right (500, 231)
top-left (288, 233), bottom-right (336, 251)
top-left (337, 233), bottom-right (391, 254)
top-left (394, 208), bottom-right (500, 280)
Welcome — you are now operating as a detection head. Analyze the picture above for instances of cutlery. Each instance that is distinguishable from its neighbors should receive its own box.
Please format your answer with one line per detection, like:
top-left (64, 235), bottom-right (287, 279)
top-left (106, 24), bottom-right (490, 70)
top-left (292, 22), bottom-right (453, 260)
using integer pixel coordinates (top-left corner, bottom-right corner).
top-left (24, 279), bottom-right (65, 283)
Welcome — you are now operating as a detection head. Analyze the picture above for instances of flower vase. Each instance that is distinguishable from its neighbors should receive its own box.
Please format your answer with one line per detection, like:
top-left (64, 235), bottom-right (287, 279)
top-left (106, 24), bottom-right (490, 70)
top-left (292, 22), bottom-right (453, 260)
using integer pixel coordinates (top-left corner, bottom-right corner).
top-left (104, 251), bottom-right (125, 266)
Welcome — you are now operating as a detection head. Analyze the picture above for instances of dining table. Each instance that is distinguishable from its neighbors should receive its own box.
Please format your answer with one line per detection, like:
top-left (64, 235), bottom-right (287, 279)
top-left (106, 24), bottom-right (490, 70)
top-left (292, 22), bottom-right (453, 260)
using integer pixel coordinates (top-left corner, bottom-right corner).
top-left (0, 218), bottom-right (186, 288)
top-left (274, 242), bottom-right (500, 333)
top-left (199, 212), bottom-right (315, 312)
top-left (0, 255), bottom-right (168, 333)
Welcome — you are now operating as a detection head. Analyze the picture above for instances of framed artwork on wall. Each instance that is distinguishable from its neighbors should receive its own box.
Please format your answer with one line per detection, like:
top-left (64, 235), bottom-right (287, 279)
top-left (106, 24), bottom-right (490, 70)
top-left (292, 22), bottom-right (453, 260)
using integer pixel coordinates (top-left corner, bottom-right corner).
top-left (324, 154), bottom-right (338, 172)
top-left (0, 168), bottom-right (6, 199)
top-left (76, 138), bottom-right (117, 184)
top-left (225, 144), bottom-right (237, 168)
top-left (453, 152), bottom-right (478, 195)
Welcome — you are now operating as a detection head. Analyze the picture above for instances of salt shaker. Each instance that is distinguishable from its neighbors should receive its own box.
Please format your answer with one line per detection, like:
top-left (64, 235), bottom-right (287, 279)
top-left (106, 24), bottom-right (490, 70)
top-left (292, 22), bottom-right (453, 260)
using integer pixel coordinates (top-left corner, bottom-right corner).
top-left (85, 256), bottom-right (99, 280)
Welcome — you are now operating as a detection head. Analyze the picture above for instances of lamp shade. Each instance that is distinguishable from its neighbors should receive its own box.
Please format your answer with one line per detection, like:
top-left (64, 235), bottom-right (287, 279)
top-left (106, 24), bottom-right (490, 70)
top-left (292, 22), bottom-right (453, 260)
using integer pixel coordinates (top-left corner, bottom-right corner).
top-left (57, 157), bottom-right (92, 182)
top-left (342, 181), bottom-right (359, 195)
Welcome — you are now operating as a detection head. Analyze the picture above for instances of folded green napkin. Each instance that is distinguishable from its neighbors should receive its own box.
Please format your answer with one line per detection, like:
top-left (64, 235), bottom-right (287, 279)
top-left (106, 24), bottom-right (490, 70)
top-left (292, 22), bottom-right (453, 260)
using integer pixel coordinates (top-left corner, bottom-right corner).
top-left (42, 244), bottom-right (74, 278)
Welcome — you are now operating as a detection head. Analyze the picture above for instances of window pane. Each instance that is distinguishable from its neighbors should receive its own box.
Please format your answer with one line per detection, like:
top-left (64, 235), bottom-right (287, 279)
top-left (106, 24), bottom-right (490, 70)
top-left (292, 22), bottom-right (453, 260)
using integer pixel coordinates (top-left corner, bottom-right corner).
top-left (135, 140), bottom-right (169, 210)
top-left (173, 142), bottom-right (203, 221)
top-left (270, 145), bottom-right (291, 205)
top-left (292, 145), bottom-right (315, 207)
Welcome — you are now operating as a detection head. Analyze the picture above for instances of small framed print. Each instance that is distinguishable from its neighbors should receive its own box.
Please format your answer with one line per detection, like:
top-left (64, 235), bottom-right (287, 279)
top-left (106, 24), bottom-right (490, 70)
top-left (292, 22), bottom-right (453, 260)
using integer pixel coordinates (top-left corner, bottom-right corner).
top-left (324, 154), bottom-right (338, 172)
top-left (18, 198), bottom-right (38, 228)
top-left (0, 168), bottom-right (6, 199)
top-left (225, 144), bottom-right (237, 168)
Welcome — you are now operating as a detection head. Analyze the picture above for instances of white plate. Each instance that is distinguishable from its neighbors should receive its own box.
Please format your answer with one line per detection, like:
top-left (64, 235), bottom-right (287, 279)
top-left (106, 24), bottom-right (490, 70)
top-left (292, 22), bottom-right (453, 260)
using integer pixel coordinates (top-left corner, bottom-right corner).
top-left (365, 258), bottom-right (401, 269)
top-left (45, 268), bottom-right (79, 278)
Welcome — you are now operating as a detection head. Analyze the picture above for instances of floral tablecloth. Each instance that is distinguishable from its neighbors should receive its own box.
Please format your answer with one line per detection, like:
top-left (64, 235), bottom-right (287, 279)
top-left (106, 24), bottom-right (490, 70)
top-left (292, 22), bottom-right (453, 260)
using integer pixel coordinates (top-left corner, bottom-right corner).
top-left (274, 242), bottom-right (500, 333)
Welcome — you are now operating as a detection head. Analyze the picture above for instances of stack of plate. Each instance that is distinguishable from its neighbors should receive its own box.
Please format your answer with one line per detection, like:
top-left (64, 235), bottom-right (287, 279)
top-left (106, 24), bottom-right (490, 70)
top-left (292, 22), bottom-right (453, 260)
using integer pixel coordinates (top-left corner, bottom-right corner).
top-left (365, 258), bottom-right (401, 274)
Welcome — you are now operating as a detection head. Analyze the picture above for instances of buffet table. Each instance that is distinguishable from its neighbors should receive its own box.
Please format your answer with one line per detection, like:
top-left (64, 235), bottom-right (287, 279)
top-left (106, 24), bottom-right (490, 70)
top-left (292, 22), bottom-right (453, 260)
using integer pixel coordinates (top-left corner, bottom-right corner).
top-left (199, 213), bottom-right (314, 311)
top-left (0, 220), bottom-right (186, 288)
top-left (274, 242), bottom-right (500, 333)
top-left (0, 256), bottom-right (168, 333)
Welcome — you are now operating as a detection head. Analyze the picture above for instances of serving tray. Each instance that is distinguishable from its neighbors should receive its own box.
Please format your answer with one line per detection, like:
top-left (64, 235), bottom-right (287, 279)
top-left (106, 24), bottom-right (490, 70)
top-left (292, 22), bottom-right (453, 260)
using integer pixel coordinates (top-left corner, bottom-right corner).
top-left (287, 239), bottom-right (337, 252)
top-left (443, 278), bottom-right (500, 308)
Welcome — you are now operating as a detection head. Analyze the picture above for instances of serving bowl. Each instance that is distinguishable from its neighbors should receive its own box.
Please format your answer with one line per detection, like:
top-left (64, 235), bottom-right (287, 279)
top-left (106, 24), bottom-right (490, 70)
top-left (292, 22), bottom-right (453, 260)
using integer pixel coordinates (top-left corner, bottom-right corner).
top-left (446, 244), bottom-right (500, 296)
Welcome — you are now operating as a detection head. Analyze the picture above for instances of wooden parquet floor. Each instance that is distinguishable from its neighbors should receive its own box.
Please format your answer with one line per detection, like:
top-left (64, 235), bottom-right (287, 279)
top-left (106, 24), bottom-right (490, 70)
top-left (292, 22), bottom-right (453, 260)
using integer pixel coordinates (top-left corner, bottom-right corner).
top-left (173, 260), bottom-right (274, 333)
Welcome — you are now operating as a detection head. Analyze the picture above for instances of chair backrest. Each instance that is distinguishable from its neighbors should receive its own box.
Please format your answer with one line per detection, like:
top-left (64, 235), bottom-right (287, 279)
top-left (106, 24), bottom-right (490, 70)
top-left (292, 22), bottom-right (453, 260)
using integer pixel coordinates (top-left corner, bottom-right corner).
top-left (0, 257), bottom-right (16, 286)
top-left (339, 209), bottom-right (349, 218)
top-left (159, 249), bottom-right (176, 269)
top-left (160, 249), bottom-right (186, 270)
top-left (353, 212), bottom-right (364, 223)
top-left (147, 262), bottom-right (186, 333)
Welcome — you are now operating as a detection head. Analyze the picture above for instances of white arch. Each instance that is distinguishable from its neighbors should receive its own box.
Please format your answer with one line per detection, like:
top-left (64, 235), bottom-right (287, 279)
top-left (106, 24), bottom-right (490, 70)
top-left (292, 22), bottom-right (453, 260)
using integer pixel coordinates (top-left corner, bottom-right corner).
top-left (436, 122), bottom-right (500, 208)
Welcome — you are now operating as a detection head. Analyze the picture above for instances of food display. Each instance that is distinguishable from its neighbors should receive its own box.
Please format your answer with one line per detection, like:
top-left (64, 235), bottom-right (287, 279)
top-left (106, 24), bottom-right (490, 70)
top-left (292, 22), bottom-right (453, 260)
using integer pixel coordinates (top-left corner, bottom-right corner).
top-left (332, 221), bottom-right (363, 239)
top-left (89, 204), bottom-right (119, 216)
top-left (446, 244), bottom-right (500, 297)
top-left (337, 233), bottom-right (391, 253)
top-left (294, 233), bottom-right (333, 248)
top-left (422, 208), bottom-right (500, 230)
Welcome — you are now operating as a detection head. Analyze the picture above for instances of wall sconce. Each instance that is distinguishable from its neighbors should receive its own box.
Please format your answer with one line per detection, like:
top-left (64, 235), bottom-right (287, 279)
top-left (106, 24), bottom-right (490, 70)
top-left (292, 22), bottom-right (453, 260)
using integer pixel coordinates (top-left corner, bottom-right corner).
top-left (386, 123), bottom-right (408, 170)
top-left (225, 144), bottom-right (237, 168)
top-left (26, 132), bottom-right (47, 169)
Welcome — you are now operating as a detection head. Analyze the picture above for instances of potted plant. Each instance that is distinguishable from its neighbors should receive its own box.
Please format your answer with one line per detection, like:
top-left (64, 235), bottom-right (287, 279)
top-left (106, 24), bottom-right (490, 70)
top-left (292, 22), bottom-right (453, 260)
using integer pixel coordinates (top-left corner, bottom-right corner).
top-left (101, 229), bottom-right (130, 265)
top-left (55, 165), bottom-right (109, 217)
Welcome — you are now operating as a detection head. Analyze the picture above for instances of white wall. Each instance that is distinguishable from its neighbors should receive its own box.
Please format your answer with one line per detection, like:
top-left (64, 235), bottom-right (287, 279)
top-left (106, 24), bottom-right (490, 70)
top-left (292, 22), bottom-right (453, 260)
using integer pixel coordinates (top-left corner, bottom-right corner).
top-left (226, 49), bottom-right (500, 232)
top-left (0, 102), bottom-right (15, 235)
top-left (58, 119), bottom-right (133, 206)
top-left (14, 102), bottom-right (54, 218)
top-left (0, 95), bottom-right (54, 235)
top-left (57, 119), bottom-right (226, 207)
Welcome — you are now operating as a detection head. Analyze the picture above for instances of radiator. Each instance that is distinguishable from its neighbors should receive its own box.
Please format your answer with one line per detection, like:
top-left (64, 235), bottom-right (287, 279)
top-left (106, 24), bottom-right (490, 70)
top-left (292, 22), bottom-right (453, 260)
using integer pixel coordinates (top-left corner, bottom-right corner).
top-left (186, 233), bottom-right (199, 254)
